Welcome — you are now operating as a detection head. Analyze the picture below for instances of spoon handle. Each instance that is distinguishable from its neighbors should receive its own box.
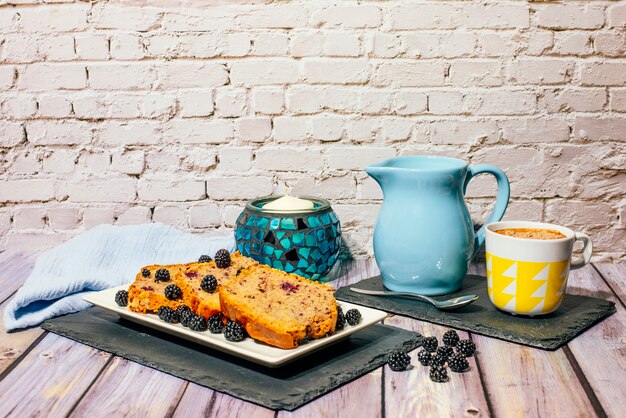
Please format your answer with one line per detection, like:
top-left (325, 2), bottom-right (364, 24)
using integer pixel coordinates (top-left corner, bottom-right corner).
top-left (349, 287), bottom-right (436, 304)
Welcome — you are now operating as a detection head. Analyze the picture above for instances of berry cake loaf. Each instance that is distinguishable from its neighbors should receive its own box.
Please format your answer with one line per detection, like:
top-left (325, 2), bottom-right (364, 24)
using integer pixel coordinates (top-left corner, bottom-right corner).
top-left (128, 264), bottom-right (185, 314)
top-left (177, 252), bottom-right (258, 318)
top-left (219, 264), bottom-right (338, 349)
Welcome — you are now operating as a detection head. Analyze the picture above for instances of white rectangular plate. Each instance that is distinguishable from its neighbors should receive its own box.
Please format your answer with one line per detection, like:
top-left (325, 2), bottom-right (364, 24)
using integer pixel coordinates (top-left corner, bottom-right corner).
top-left (84, 285), bottom-right (388, 367)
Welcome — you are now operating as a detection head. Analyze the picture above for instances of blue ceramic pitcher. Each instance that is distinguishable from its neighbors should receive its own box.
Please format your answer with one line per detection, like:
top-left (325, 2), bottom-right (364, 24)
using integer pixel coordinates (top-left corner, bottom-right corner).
top-left (366, 155), bottom-right (510, 295)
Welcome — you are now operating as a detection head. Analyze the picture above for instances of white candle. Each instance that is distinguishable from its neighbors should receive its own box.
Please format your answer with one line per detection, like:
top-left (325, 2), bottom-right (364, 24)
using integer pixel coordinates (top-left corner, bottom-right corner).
top-left (264, 194), bottom-right (314, 211)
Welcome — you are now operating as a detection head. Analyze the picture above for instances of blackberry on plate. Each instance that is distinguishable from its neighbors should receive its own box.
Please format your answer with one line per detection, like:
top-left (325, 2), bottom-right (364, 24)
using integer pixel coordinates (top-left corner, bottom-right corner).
top-left (155, 268), bottom-right (170, 282)
top-left (422, 336), bottom-right (438, 352)
top-left (429, 366), bottom-right (449, 383)
top-left (457, 339), bottom-right (477, 357)
top-left (201, 275), bottom-right (218, 293)
top-left (177, 305), bottom-right (193, 327)
top-left (164, 284), bottom-right (182, 300)
top-left (114, 290), bottom-right (128, 307)
top-left (345, 309), bottom-right (361, 326)
top-left (448, 353), bottom-right (470, 373)
top-left (223, 320), bottom-right (246, 342)
top-left (436, 345), bottom-right (454, 360)
top-left (208, 313), bottom-right (225, 334)
top-left (388, 351), bottom-right (411, 371)
top-left (336, 306), bottom-right (346, 330)
top-left (158, 306), bottom-right (179, 324)
top-left (214, 249), bottom-right (231, 268)
top-left (442, 329), bottom-right (460, 347)
top-left (189, 314), bottom-right (208, 332)
top-left (429, 353), bottom-right (446, 367)
top-left (141, 268), bottom-right (150, 278)
top-left (417, 349), bottom-right (432, 366)
top-left (198, 254), bottom-right (212, 263)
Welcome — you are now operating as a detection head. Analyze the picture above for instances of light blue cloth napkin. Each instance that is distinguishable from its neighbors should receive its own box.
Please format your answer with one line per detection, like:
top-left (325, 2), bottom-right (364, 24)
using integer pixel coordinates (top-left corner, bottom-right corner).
top-left (4, 223), bottom-right (235, 331)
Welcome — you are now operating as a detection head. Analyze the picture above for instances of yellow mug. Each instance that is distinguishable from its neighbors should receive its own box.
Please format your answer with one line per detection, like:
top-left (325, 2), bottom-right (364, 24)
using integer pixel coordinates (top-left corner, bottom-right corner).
top-left (485, 221), bottom-right (592, 316)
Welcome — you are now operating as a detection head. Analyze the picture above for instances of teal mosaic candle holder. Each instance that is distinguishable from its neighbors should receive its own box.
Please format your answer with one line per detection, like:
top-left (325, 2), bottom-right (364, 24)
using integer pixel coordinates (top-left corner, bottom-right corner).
top-left (234, 196), bottom-right (342, 281)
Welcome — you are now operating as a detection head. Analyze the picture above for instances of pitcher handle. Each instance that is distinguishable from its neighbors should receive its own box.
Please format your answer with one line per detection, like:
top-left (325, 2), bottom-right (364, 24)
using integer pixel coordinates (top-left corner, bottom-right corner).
top-left (464, 164), bottom-right (510, 258)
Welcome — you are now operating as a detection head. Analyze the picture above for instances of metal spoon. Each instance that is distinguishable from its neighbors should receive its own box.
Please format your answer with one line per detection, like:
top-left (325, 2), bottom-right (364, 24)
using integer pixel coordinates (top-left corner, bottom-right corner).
top-left (349, 288), bottom-right (479, 310)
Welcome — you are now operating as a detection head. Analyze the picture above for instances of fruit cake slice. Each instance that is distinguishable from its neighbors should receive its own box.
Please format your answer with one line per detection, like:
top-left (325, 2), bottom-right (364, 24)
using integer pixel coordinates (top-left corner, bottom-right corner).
top-left (219, 264), bottom-right (338, 349)
top-left (176, 252), bottom-right (258, 318)
top-left (128, 264), bottom-right (185, 314)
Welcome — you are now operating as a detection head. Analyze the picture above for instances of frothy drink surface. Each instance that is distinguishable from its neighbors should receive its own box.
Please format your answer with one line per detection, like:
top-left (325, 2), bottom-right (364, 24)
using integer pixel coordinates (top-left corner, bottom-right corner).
top-left (496, 228), bottom-right (566, 240)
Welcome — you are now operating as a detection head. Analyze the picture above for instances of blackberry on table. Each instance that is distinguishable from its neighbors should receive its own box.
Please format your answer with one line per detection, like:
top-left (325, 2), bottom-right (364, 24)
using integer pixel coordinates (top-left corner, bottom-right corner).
top-left (198, 254), bottom-right (212, 263)
top-left (114, 290), bottom-right (128, 307)
top-left (141, 268), bottom-right (150, 278)
top-left (155, 268), bottom-right (170, 282)
top-left (442, 329), bottom-right (460, 347)
top-left (164, 284), bottom-right (182, 300)
top-left (223, 320), bottom-right (246, 342)
top-left (335, 306), bottom-right (346, 330)
top-left (429, 353), bottom-right (446, 367)
top-left (214, 249), bottom-right (231, 268)
top-left (457, 339), bottom-right (477, 357)
top-left (188, 314), bottom-right (208, 332)
top-left (388, 351), bottom-right (411, 371)
top-left (436, 345), bottom-right (454, 361)
top-left (417, 349), bottom-right (432, 366)
top-left (448, 353), bottom-right (470, 373)
top-left (201, 275), bottom-right (218, 293)
top-left (345, 309), bottom-right (361, 326)
top-left (157, 306), bottom-right (179, 324)
top-left (208, 314), bottom-right (225, 334)
top-left (429, 366), bottom-right (449, 383)
top-left (422, 336), bottom-right (438, 352)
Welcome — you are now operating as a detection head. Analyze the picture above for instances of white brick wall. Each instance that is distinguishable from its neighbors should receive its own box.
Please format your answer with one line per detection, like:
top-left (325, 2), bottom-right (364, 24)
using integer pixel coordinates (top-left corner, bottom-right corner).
top-left (0, 0), bottom-right (624, 261)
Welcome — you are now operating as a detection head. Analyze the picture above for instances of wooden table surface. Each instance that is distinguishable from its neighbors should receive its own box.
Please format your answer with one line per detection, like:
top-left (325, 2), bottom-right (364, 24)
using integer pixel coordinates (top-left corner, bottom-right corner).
top-left (0, 250), bottom-right (624, 418)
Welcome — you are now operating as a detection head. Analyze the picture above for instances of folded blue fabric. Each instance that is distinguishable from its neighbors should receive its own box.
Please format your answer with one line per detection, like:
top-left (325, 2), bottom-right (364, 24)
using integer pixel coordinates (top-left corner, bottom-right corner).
top-left (4, 223), bottom-right (235, 331)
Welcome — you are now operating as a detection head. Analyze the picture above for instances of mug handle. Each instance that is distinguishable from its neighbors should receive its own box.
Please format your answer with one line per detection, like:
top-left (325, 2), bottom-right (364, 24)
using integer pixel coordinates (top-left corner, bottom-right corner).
top-left (463, 164), bottom-right (510, 258)
top-left (571, 232), bottom-right (593, 269)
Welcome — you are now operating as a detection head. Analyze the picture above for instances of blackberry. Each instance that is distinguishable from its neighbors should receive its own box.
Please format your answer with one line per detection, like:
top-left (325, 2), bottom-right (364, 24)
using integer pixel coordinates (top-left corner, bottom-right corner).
top-left (214, 249), bottom-right (231, 268)
top-left (198, 254), bottom-right (212, 263)
top-left (448, 353), bottom-right (470, 373)
top-left (155, 268), bottom-right (170, 282)
top-left (141, 268), bottom-right (150, 278)
top-left (345, 309), bottom-right (361, 326)
top-left (336, 306), bottom-right (346, 330)
top-left (223, 320), bottom-right (246, 342)
top-left (208, 313), bottom-right (225, 334)
top-left (436, 345), bottom-right (454, 361)
top-left (422, 336), bottom-right (438, 352)
top-left (157, 306), bottom-right (179, 324)
top-left (387, 351), bottom-right (411, 371)
top-left (457, 339), bottom-right (476, 357)
top-left (114, 290), bottom-right (128, 307)
top-left (188, 314), bottom-right (208, 332)
top-left (164, 284), bottom-right (182, 300)
top-left (429, 353), bottom-right (446, 367)
top-left (429, 366), bottom-right (449, 383)
top-left (201, 275), bottom-right (218, 293)
top-left (417, 349), bottom-right (432, 366)
top-left (177, 305), bottom-right (193, 327)
top-left (442, 329), bottom-right (460, 347)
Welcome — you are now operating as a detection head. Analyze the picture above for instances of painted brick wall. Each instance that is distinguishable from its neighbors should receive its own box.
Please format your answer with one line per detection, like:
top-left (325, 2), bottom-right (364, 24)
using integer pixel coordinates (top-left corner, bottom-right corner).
top-left (0, 0), bottom-right (624, 261)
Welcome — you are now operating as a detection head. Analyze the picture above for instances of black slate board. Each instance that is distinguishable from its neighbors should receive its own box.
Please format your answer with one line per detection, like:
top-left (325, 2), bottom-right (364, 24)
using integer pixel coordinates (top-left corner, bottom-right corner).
top-left (335, 274), bottom-right (616, 350)
top-left (42, 307), bottom-right (421, 411)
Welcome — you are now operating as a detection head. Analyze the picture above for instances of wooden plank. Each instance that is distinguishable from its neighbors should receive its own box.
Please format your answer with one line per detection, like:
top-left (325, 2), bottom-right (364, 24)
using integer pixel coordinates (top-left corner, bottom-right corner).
top-left (0, 333), bottom-right (111, 417)
top-left (565, 265), bottom-right (626, 418)
top-left (173, 383), bottom-right (275, 418)
top-left (593, 264), bottom-right (626, 305)
top-left (384, 317), bottom-right (490, 417)
top-left (69, 357), bottom-right (187, 417)
top-left (0, 252), bottom-right (36, 304)
top-left (468, 262), bottom-right (598, 417)
top-left (0, 301), bottom-right (45, 376)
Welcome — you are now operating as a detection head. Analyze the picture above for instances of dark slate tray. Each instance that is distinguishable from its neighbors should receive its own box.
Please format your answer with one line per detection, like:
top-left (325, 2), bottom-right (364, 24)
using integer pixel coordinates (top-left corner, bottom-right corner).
top-left (335, 274), bottom-right (615, 350)
top-left (42, 307), bottom-right (421, 411)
